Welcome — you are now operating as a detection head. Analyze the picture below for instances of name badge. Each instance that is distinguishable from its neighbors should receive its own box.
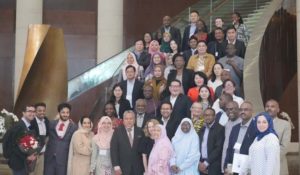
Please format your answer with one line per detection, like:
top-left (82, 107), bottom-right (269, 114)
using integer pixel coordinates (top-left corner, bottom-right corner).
top-left (99, 149), bottom-right (107, 156)
top-left (215, 52), bottom-right (219, 57)
top-left (233, 142), bottom-right (242, 150)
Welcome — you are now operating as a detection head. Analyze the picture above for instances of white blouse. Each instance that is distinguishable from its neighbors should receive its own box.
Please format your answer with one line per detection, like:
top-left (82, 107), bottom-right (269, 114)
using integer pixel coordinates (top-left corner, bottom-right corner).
top-left (248, 133), bottom-right (280, 175)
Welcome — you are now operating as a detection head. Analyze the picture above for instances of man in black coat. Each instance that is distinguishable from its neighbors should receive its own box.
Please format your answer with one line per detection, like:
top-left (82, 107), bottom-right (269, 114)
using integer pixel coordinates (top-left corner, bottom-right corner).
top-left (182, 10), bottom-right (200, 51)
top-left (111, 110), bottom-right (144, 175)
top-left (132, 40), bottom-right (151, 70)
top-left (182, 36), bottom-right (198, 64)
top-left (198, 108), bottom-right (225, 175)
top-left (160, 15), bottom-right (182, 49)
top-left (29, 102), bottom-right (50, 175)
top-left (120, 65), bottom-right (144, 108)
top-left (134, 99), bottom-right (155, 128)
top-left (8, 105), bottom-right (37, 175)
top-left (225, 26), bottom-right (246, 58)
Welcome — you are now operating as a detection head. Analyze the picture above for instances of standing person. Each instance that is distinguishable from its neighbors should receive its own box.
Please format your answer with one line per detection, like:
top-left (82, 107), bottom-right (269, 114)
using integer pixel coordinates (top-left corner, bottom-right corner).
top-left (148, 124), bottom-right (174, 175)
top-left (208, 63), bottom-right (224, 92)
top-left (44, 103), bottom-right (78, 175)
top-left (143, 85), bottom-right (160, 117)
top-left (208, 17), bottom-right (225, 42)
top-left (218, 44), bottom-right (244, 88)
top-left (224, 101), bottom-right (256, 173)
top-left (133, 39), bottom-right (151, 70)
top-left (160, 15), bottom-right (182, 48)
top-left (163, 79), bottom-right (192, 121)
top-left (247, 112), bottom-right (280, 175)
top-left (190, 102), bottom-right (205, 133)
top-left (265, 99), bottom-right (291, 175)
top-left (232, 12), bottom-right (250, 46)
top-left (198, 108), bottom-right (225, 175)
top-left (144, 53), bottom-right (165, 81)
top-left (198, 85), bottom-right (214, 111)
top-left (167, 54), bottom-right (194, 95)
top-left (134, 99), bottom-right (155, 128)
top-left (145, 65), bottom-right (167, 101)
top-left (110, 110), bottom-right (144, 175)
top-left (221, 101), bottom-right (242, 173)
top-left (138, 119), bottom-right (160, 175)
top-left (119, 52), bottom-right (143, 82)
top-left (8, 105), bottom-right (37, 175)
top-left (103, 101), bottom-right (123, 129)
top-left (159, 102), bottom-right (181, 140)
top-left (170, 118), bottom-right (200, 175)
top-left (182, 36), bottom-right (198, 64)
top-left (225, 26), bottom-right (246, 58)
top-left (67, 116), bottom-right (93, 175)
top-left (194, 19), bottom-right (208, 43)
top-left (186, 41), bottom-right (216, 78)
top-left (90, 116), bottom-right (114, 175)
top-left (207, 27), bottom-right (227, 60)
top-left (182, 10), bottom-right (200, 51)
top-left (109, 84), bottom-right (131, 119)
top-left (143, 32), bottom-right (152, 51)
top-left (119, 65), bottom-right (144, 108)
top-left (29, 103), bottom-right (50, 175)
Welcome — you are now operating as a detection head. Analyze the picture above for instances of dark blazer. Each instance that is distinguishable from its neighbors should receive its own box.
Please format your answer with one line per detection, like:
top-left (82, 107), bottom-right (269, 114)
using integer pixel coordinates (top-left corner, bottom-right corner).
top-left (110, 125), bottom-right (144, 175)
top-left (134, 51), bottom-right (151, 70)
top-left (8, 120), bottom-right (35, 171)
top-left (162, 94), bottom-right (192, 121)
top-left (207, 40), bottom-right (227, 60)
top-left (159, 114), bottom-right (181, 140)
top-left (182, 25), bottom-right (197, 51)
top-left (44, 120), bottom-right (77, 175)
top-left (29, 117), bottom-right (50, 152)
top-left (224, 120), bottom-right (256, 169)
top-left (160, 26), bottom-right (182, 49)
top-left (198, 122), bottom-right (225, 175)
top-left (182, 49), bottom-right (198, 64)
top-left (120, 80), bottom-right (144, 108)
top-left (167, 69), bottom-right (194, 95)
top-left (225, 40), bottom-right (246, 58)
top-left (135, 112), bottom-right (155, 129)
top-left (117, 99), bottom-right (132, 119)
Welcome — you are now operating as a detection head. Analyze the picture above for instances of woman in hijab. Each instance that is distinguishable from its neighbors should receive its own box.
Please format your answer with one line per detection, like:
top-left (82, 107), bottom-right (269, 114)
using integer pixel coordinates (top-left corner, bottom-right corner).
top-left (119, 52), bottom-right (143, 81)
top-left (170, 118), bottom-right (200, 175)
top-left (67, 116), bottom-right (94, 175)
top-left (145, 65), bottom-right (167, 101)
top-left (148, 125), bottom-right (174, 175)
top-left (144, 53), bottom-right (165, 81)
top-left (247, 112), bottom-right (280, 175)
top-left (90, 116), bottom-right (114, 175)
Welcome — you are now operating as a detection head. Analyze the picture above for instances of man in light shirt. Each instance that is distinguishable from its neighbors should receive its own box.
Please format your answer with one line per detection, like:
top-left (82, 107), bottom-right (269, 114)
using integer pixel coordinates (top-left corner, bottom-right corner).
top-left (29, 102), bottom-right (50, 175)
top-left (44, 103), bottom-right (77, 175)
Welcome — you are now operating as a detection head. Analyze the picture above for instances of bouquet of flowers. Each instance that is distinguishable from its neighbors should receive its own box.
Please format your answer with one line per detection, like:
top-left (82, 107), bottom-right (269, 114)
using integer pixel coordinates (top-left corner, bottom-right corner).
top-left (0, 109), bottom-right (19, 138)
top-left (17, 132), bottom-right (40, 172)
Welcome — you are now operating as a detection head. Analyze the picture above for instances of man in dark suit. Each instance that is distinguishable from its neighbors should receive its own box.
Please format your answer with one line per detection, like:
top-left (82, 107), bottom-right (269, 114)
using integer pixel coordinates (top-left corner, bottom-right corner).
top-left (134, 99), bottom-right (155, 128)
top-left (167, 54), bottom-right (194, 95)
top-left (44, 103), bottom-right (77, 175)
top-left (120, 65), bottom-right (144, 108)
top-left (159, 101), bottom-right (181, 140)
top-left (111, 110), bottom-right (144, 175)
top-left (163, 79), bottom-right (192, 121)
top-left (198, 108), bottom-right (225, 175)
top-left (132, 39), bottom-right (151, 70)
top-left (224, 101), bottom-right (256, 173)
top-left (160, 15), bottom-right (182, 49)
top-left (207, 27), bottom-right (227, 60)
top-left (8, 105), bottom-right (37, 175)
top-left (29, 102), bottom-right (50, 175)
top-left (225, 26), bottom-right (246, 58)
top-left (182, 36), bottom-right (198, 64)
top-left (182, 10), bottom-right (200, 51)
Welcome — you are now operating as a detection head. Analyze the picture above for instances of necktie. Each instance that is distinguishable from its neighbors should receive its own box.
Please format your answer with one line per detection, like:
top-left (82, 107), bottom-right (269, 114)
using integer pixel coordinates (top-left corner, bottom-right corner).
top-left (58, 123), bottom-right (65, 131)
top-left (127, 128), bottom-right (133, 147)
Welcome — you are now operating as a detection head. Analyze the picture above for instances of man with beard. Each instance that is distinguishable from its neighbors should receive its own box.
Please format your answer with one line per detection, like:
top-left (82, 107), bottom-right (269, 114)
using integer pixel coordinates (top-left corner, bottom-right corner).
top-left (44, 103), bottom-right (77, 175)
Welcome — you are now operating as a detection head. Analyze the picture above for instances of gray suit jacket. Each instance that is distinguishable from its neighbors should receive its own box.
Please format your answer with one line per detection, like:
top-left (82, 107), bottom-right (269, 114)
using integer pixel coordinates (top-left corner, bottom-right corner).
top-left (44, 120), bottom-right (77, 172)
top-left (273, 117), bottom-right (291, 175)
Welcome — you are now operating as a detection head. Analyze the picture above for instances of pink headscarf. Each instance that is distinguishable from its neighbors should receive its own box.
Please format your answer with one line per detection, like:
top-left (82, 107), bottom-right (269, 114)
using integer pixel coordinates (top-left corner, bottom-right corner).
top-left (148, 40), bottom-right (160, 56)
top-left (148, 125), bottom-right (174, 175)
top-left (92, 116), bottom-right (114, 149)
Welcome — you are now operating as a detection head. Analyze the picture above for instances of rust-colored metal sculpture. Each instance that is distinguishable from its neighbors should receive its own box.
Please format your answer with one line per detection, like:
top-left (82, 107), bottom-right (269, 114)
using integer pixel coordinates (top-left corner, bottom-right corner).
top-left (14, 24), bottom-right (67, 119)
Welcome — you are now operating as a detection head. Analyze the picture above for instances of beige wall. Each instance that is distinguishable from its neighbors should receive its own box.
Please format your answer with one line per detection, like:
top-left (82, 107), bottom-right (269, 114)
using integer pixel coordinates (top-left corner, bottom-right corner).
top-left (14, 0), bottom-right (43, 102)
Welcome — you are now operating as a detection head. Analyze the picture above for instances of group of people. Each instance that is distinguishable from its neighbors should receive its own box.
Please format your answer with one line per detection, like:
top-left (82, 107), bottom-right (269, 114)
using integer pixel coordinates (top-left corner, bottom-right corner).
top-left (5, 10), bottom-right (292, 175)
